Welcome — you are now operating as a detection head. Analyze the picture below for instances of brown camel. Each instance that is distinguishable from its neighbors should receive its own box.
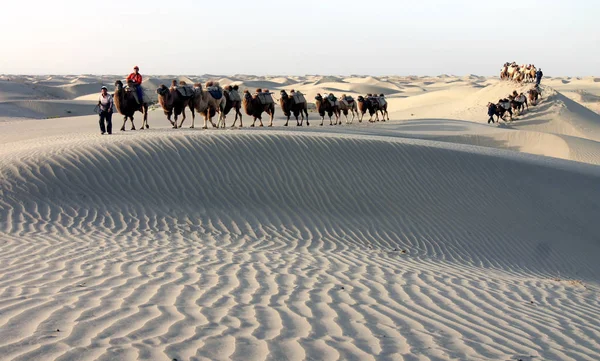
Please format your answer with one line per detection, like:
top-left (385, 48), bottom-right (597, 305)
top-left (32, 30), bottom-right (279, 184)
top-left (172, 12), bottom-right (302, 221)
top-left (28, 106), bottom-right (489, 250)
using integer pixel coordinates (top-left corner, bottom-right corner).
top-left (186, 82), bottom-right (226, 129)
top-left (315, 93), bottom-right (341, 126)
top-left (357, 95), bottom-right (380, 122)
top-left (242, 89), bottom-right (275, 127)
top-left (223, 85), bottom-right (244, 127)
top-left (527, 87), bottom-right (542, 105)
top-left (114, 80), bottom-right (149, 131)
top-left (279, 90), bottom-right (309, 126)
top-left (338, 94), bottom-right (359, 124)
top-left (156, 81), bottom-right (195, 128)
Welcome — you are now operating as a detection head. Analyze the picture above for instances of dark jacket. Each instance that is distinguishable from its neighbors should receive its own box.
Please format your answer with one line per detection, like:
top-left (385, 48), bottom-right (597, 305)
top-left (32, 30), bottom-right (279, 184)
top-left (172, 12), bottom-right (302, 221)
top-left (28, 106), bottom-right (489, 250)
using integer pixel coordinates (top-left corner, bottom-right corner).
top-left (536, 70), bottom-right (543, 79)
top-left (487, 104), bottom-right (497, 116)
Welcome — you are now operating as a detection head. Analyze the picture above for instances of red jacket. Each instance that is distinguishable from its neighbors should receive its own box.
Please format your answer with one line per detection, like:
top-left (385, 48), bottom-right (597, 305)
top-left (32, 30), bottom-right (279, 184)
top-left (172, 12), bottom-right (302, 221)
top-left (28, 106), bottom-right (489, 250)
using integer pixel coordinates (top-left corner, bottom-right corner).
top-left (127, 73), bottom-right (142, 85)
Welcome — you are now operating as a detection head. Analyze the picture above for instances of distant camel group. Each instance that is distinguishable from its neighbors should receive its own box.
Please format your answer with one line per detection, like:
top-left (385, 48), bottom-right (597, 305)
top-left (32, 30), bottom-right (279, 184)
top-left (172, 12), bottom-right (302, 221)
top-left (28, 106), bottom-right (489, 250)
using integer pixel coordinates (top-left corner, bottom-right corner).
top-left (113, 79), bottom-right (390, 131)
top-left (314, 93), bottom-right (389, 125)
top-left (488, 87), bottom-right (542, 123)
top-left (500, 62), bottom-right (538, 83)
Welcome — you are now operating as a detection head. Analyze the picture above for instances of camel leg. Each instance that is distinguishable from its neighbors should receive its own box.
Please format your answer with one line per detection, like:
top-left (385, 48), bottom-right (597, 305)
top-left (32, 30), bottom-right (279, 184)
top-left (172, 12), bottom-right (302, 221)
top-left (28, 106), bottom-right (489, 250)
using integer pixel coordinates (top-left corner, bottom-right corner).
top-left (268, 111), bottom-right (273, 127)
top-left (218, 112), bottom-right (225, 128)
top-left (121, 117), bottom-right (127, 131)
top-left (304, 108), bottom-right (309, 126)
top-left (189, 111), bottom-right (196, 129)
top-left (202, 111), bottom-right (208, 129)
top-left (320, 114), bottom-right (324, 126)
top-left (284, 115), bottom-right (289, 127)
top-left (182, 105), bottom-right (194, 128)
top-left (238, 109), bottom-right (243, 127)
top-left (130, 117), bottom-right (136, 131)
top-left (179, 109), bottom-right (186, 128)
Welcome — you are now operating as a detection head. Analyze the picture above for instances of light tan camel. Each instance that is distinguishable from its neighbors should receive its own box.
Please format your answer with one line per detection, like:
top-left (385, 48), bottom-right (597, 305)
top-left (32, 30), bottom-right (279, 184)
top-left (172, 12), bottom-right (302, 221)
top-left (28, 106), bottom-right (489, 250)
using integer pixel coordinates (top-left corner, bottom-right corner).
top-left (185, 81), bottom-right (226, 129)
top-left (338, 94), bottom-right (359, 124)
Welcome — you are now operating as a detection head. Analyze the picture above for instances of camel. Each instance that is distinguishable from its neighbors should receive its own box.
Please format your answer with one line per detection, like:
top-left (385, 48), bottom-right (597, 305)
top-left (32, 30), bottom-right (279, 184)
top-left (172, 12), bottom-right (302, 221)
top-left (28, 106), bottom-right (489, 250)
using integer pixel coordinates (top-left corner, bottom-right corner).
top-left (357, 95), bottom-right (380, 122)
top-left (242, 89), bottom-right (275, 127)
top-left (512, 68), bottom-right (525, 83)
top-left (156, 81), bottom-right (195, 128)
top-left (315, 94), bottom-right (341, 126)
top-left (527, 87), bottom-right (542, 105)
top-left (338, 94), bottom-right (359, 124)
top-left (496, 99), bottom-right (513, 121)
top-left (223, 85), bottom-right (244, 127)
top-left (279, 90), bottom-right (309, 126)
top-left (526, 67), bottom-right (537, 83)
top-left (375, 94), bottom-right (390, 121)
top-left (186, 81), bottom-right (226, 129)
top-left (500, 65), bottom-right (508, 80)
top-left (114, 80), bottom-right (149, 131)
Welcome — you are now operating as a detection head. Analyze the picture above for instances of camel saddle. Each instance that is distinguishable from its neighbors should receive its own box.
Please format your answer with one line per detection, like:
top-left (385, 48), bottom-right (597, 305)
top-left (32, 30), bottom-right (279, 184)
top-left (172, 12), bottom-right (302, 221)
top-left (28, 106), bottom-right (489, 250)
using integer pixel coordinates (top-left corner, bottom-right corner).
top-left (227, 89), bottom-right (242, 102)
top-left (376, 97), bottom-right (387, 107)
top-left (291, 92), bottom-right (306, 104)
top-left (256, 92), bottom-right (274, 105)
top-left (207, 86), bottom-right (223, 100)
top-left (341, 96), bottom-right (354, 106)
top-left (176, 86), bottom-right (195, 99)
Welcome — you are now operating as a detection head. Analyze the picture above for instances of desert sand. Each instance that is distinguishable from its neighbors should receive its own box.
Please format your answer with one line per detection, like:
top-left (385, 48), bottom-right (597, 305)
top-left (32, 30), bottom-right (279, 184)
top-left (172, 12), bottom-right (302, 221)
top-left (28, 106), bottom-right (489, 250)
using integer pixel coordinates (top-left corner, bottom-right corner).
top-left (1, 74), bottom-right (599, 361)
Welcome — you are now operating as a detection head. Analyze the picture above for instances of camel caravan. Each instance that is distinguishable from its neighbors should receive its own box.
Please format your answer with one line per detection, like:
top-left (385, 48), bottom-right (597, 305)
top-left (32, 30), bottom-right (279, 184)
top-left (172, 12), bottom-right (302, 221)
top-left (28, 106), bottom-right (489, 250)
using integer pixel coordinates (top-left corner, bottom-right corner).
top-left (113, 76), bottom-right (394, 131)
top-left (487, 87), bottom-right (542, 124)
top-left (314, 93), bottom-right (388, 126)
top-left (500, 62), bottom-right (542, 84)
top-left (154, 82), bottom-right (277, 129)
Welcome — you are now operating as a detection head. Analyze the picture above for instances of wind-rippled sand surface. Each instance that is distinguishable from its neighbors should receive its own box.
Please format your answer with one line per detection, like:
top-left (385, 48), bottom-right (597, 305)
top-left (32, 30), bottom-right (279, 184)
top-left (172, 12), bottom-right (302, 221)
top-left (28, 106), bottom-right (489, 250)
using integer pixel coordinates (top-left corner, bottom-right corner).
top-left (1, 74), bottom-right (600, 361)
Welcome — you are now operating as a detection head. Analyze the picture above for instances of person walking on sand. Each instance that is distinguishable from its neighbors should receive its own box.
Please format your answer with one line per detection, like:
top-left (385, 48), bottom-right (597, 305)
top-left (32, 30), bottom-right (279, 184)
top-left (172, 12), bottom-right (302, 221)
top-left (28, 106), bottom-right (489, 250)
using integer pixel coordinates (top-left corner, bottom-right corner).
top-left (98, 86), bottom-right (114, 134)
top-left (487, 102), bottom-right (497, 124)
top-left (536, 68), bottom-right (543, 86)
top-left (126, 65), bottom-right (144, 104)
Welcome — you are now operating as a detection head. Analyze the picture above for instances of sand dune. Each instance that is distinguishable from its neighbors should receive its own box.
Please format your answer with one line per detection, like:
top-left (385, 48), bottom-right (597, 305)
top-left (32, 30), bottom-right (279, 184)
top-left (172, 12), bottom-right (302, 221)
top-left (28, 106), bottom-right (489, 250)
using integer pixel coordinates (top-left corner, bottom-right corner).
top-left (1, 74), bottom-right (600, 360)
top-left (1, 131), bottom-right (599, 360)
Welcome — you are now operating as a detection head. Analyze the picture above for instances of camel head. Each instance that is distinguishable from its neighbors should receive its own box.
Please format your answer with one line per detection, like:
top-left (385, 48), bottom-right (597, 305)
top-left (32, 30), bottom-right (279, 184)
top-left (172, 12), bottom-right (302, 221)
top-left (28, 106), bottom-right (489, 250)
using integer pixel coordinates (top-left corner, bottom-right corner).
top-left (115, 80), bottom-right (124, 90)
top-left (243, 90), bottom-right (252, 101)
top-left (280, 90), bottom-right (289, 99)
top-left (156, 84), bottom-right (169, 96)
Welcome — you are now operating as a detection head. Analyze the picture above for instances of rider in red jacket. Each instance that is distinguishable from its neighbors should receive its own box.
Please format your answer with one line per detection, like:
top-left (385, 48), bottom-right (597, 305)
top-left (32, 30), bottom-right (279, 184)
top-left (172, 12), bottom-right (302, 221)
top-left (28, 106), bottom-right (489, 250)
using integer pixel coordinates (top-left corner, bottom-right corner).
top-left (126, 66), bottom-right (143, 104)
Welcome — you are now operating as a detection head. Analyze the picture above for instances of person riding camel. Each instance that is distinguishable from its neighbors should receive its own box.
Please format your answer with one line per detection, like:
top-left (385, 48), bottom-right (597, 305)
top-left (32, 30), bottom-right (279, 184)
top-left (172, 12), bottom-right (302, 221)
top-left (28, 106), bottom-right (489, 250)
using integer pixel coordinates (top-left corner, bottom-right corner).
top-left (126, 66), bottom-right (144, 104)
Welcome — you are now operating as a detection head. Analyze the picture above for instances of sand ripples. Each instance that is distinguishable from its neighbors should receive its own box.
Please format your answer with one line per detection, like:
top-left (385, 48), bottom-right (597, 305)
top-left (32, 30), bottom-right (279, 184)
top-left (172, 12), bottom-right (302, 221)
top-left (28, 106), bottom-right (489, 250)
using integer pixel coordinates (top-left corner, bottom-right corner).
top-left (1, 132), bottom-right (599, 360)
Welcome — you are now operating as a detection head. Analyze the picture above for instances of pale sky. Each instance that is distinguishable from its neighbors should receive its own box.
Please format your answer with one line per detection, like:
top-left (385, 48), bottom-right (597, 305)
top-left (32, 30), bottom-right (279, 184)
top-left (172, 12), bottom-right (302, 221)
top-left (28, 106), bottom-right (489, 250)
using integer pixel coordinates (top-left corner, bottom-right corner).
top-left (2, 0), bottom-right (598, 76)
